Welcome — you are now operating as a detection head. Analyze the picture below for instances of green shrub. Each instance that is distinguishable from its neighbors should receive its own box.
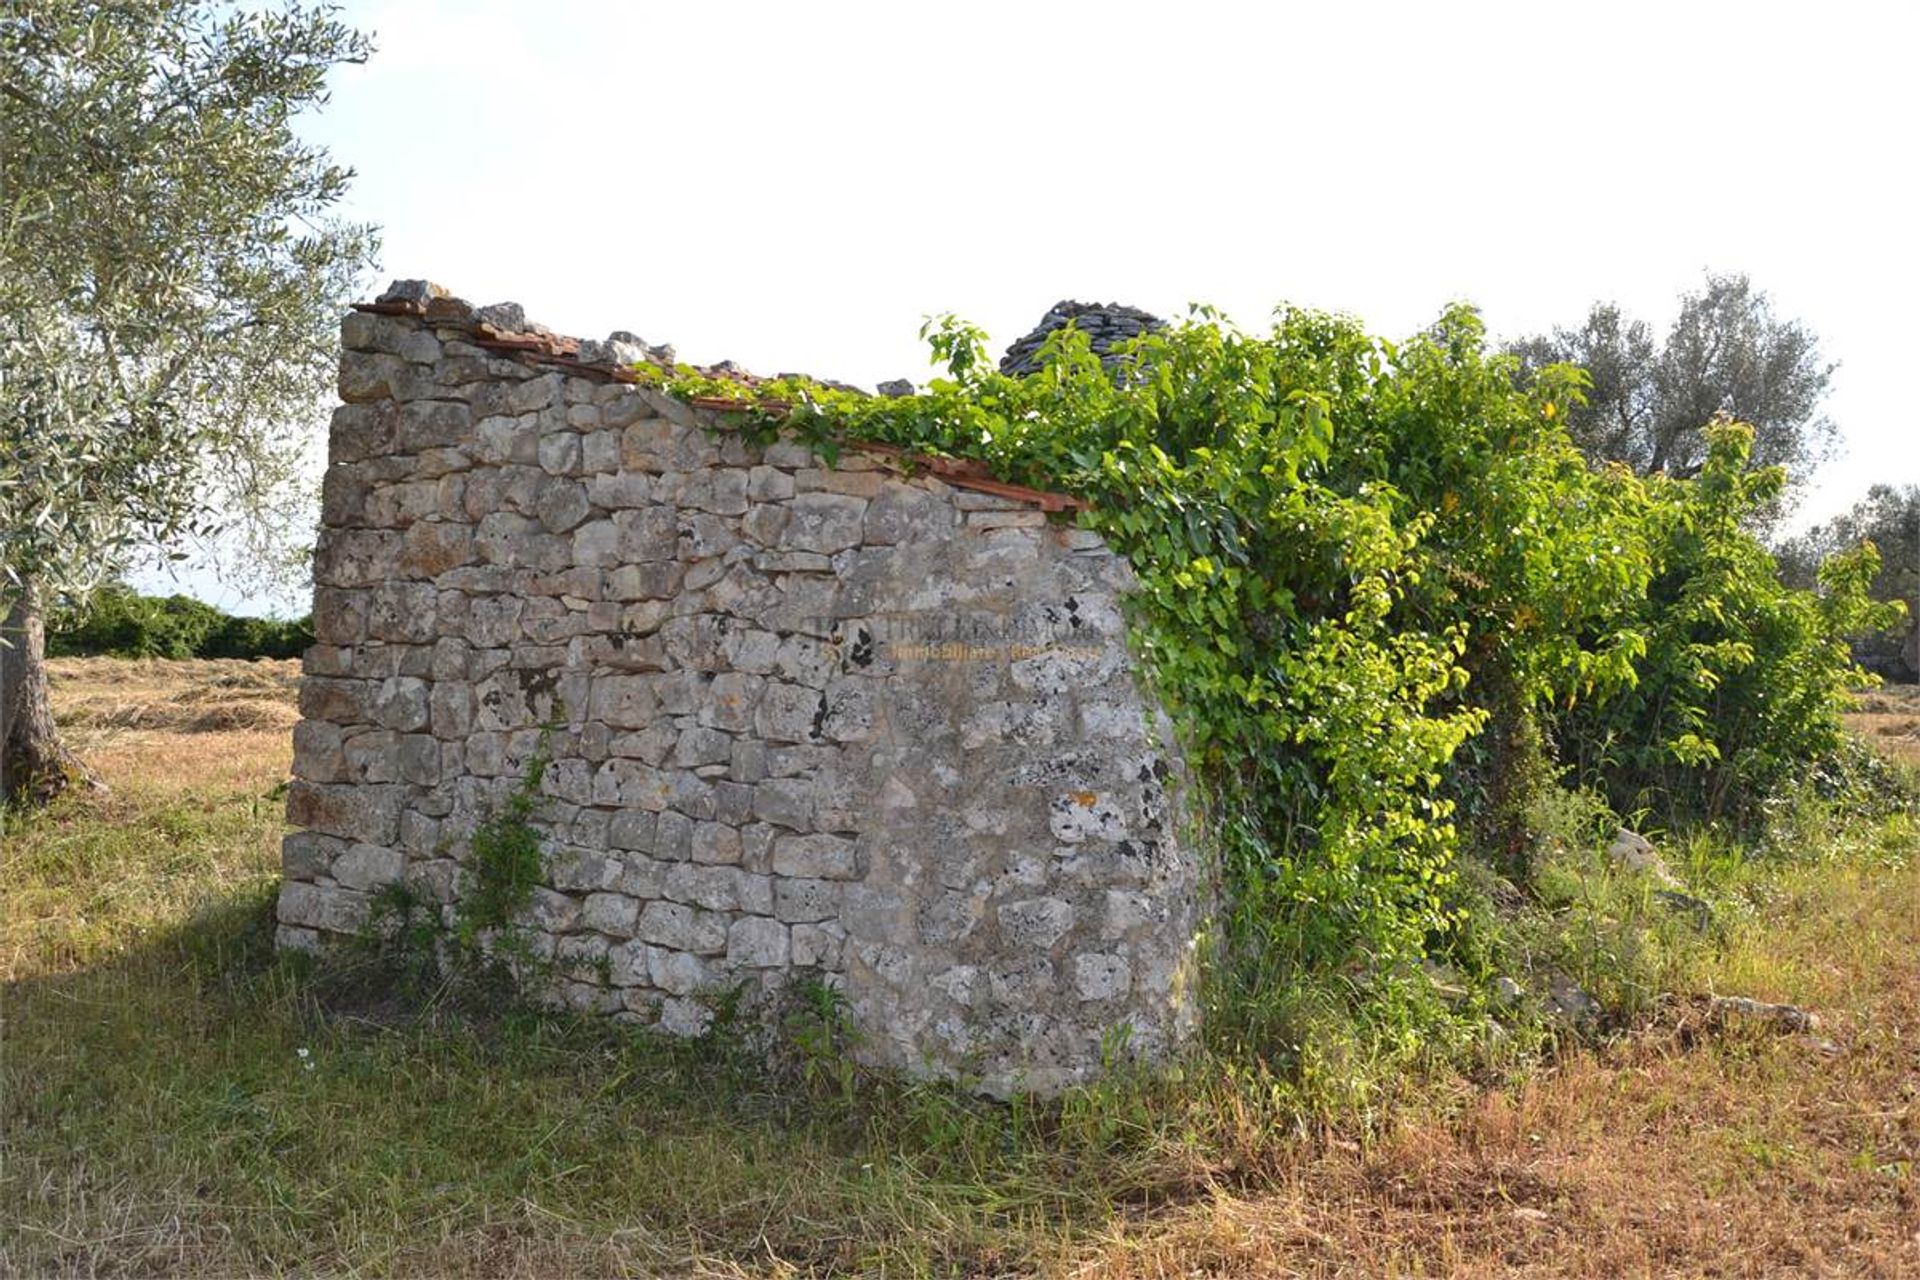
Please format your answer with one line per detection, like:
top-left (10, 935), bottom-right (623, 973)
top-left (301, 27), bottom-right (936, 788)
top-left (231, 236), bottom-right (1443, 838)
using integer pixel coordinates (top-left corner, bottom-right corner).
top-left (47, 583), bottom-right (312, 660)
top-left (639, 303), bottom-right (1897, 1060)
top-left (1553, 424), bottom-right (1903, 822)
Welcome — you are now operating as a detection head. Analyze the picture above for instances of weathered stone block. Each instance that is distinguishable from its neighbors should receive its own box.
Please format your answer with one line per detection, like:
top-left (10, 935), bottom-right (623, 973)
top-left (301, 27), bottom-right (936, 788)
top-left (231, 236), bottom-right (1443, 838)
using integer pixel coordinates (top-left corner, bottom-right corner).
top-left (771, 834), bottom-right (857, 880)
top-left (397, 400), bottom-right (471, 451)
top-left (754, 681), bottom-right (822, 744)
top-left (636, 901), bottom-right (728, 954)
top-left (1071, 953), bottom-right (1132, 1001)
top-left (282, 830), bottom-right (344, 879)
top-left (374, 677), bottom-right (430, 732)
top-left (333, 842), bottom-right (406, 892)
top-left (783, 493), bottom-right (868, 554)
top-left (339, 351), bottom-right (409, 403)
top-left (997, 897), bottom-right (1076, 949)
top-left (285, 781), bottom-right (402, 845)
top-left (582, 891), bottom-right (641, 937)
top-left (277, 880), bottom-right (371, 934)
top-left (649, 947), bottom-right (715, 996)
top-left (727, 917), bottom-right (789, 968)
top-left (690, 822), bottom-right (742, 866)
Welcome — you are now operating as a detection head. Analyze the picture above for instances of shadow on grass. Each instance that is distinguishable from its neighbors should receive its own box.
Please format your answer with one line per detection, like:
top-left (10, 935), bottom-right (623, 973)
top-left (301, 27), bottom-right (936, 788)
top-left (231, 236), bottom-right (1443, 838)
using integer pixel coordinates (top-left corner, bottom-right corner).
top-left (2, 880), bottom-right (1213, 1278)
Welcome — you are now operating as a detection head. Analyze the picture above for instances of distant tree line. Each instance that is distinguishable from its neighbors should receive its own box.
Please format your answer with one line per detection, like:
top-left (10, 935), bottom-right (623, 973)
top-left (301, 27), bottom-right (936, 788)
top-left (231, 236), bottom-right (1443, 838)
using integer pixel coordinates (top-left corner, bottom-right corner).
top-left (46, 585), bottom-right (312, 662)
top-left (1510, 274), bottom-right (1913, 682)
top-left (1776, 485), bottom-right (1920, 681)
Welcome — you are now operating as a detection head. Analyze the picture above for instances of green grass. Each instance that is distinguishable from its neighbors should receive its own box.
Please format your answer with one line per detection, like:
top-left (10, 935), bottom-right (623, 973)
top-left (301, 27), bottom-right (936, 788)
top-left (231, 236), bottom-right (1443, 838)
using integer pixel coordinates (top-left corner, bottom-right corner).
top-left (4, 704), bottom-right (1918, 1277)
top-left (0, 746), bottom-right (1211, 1275)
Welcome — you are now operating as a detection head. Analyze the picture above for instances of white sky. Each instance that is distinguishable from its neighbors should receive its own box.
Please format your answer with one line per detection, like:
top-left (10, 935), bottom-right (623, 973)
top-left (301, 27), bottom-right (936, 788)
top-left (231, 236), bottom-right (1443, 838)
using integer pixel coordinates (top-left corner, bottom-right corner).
top-left (141, 0), bottom-right (1919, 614)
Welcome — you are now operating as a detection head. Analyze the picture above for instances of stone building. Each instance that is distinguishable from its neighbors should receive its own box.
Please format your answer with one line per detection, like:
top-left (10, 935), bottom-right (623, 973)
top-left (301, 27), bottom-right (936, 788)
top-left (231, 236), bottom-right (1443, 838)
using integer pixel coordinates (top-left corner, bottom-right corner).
top-left (278, 282), bottom-right (1205, 1094)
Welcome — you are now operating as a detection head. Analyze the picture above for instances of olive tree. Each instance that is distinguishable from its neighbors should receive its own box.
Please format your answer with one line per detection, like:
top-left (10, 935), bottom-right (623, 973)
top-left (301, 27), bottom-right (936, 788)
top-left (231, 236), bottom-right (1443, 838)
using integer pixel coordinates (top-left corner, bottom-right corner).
top-left (1776, 484), bottom-right (1920, 680)
top-left (1509, 274), bottom-right (1836, 495)
top-left (1, 0), bottom-right (375, 801)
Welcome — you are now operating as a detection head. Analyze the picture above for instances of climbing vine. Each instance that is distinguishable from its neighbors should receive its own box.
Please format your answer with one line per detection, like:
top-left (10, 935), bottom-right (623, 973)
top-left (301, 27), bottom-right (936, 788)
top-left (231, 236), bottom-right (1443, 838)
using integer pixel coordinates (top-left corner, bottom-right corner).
top-left (359, 726), bottom-right (556, 1002)
top-left (643, 307), bottom-right (1902, 1046)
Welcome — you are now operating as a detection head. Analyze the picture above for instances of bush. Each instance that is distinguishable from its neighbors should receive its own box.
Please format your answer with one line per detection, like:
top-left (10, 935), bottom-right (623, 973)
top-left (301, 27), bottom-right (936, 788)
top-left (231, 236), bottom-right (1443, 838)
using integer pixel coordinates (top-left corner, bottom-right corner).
top-left (641, 304), bottom-right (1903, 1058)
top-left (47, 584), bottom-right (312, 660)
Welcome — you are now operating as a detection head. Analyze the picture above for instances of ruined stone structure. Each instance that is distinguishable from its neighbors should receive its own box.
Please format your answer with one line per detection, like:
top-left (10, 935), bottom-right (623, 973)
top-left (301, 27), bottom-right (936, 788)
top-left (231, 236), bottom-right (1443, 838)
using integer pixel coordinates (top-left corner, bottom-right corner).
top-left (278, 282), bottom-right (1204, 1093)
top-left (998, 300), bottom-right (1166, 377)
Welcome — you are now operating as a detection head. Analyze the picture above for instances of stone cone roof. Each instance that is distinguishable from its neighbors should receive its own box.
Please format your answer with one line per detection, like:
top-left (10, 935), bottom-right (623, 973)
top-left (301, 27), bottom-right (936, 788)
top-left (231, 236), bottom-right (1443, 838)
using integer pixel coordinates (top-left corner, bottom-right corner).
top-left (999, 300), bottom-right (1166, 377)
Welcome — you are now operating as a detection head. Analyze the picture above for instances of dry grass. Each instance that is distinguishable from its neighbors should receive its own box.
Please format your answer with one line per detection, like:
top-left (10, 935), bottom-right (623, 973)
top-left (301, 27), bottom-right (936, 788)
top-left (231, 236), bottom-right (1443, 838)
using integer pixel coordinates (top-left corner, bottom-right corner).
top-left (4, 659), bottom-right (1918, 1277)
top-left (45, 655), bottom-right (301, 748)
top-left (1064, 849), bottom-right (1920, 1277)
top-left (1850, 683), bottom-right (1920, 767)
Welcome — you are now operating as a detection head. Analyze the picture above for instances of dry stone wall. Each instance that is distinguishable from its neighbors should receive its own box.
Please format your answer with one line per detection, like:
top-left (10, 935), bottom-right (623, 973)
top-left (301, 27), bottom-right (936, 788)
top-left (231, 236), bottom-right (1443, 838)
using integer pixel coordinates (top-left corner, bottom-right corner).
top-left (279, 285), bottom-right (1204, 1093)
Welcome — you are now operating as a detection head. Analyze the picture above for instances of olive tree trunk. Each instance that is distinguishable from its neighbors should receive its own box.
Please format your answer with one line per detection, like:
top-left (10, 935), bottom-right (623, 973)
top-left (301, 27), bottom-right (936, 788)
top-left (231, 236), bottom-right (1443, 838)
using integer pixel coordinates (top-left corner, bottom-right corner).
top-left (1, 585), bottom-right (86, 805)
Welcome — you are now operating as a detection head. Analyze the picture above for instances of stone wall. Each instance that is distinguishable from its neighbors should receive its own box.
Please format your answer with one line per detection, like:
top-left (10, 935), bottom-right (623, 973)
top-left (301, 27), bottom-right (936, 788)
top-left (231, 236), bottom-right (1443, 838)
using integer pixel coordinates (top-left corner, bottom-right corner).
top-left (279, 284), bottom-right (1204, 1093)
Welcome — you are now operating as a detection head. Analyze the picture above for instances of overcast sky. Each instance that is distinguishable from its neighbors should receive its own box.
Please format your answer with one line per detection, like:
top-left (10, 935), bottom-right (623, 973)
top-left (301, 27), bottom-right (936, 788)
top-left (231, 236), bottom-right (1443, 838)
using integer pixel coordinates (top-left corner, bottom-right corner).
top-left (142, 0), bottom-right (1919, 614)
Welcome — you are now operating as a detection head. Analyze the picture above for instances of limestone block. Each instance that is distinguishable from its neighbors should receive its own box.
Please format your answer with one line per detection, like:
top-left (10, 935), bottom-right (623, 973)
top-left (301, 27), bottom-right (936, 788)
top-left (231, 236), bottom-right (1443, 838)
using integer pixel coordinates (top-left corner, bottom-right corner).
top-left (608, 939), bottom-right (650, 986)
top-left (677, 512), bottom-right (735, 561)
top-left (467, 595), bottom-right (523, 647)
top-left (986, 957), bottom-right (1056, 1009)
top-left (762, 437), bottom-right (814, 467)
top-left (614, 506), bottom-right (678, 562)
top-left (663, 863), bottom-right (747, 912)
top-left (772, 834), bottom-right (857, 880)
top-left (727, 917), bottom-right (789, 968)
top-left (397, 400), bottom-right (471, 452)
top-left (746, 466), bottom-right (795, 501)
top-left (658, 996), bottom-right (714, 1037)
top-left (1047, 792), bottom-right (1130, 844)
top-left (506, 372), bottom-right (562, 414)
top-left (339, 351), bottom-right (408, 403)
top-left (653, 810), bottom-right (694, 859)
top-left (374, 677), bottom-right (430, 732)
top-left (430, 682), bottom-right (473, 738)
top-left (313, 529), bottom-right (401, 589)
top-left (783, 493), bottom-right (869, 554)
top-left (329, 402), bottom-right (399, 464)
top-left (864, 481), bottom-right (951, 545)
top-left (754, 681), bottom-right (823, 745)
top-left (741, 503), bottom-right (789, 547)
top-left (689, 822), bottom-right (742, 866)
top-left (997, 897), bottom-right (1076, 949)
top-left (399, 810), bottom-right (442, 856)
top-left (282, 830), bottom-right (344, 879)
top-left (277, 880), bottom-right (371, 934)
top-left (342, 309), bottom-right (412, 353)
top-left (649, 948), bottom-right (716, 996)
top-left (531, 429), bottom-right (576, 479)
top-left (342, 729), bottom-right (398, 783)
top-left (332, 842), bottom-right (406, 892)
top-left (285, 781), bottom-right (402, 845)
top-left (526, 887), bottom-right (580, 933)
top-left (292, 719), bottom-right (346, 783)
top-left (1071, 953), bottom-right (1132, 1001)
top-left (607, 809), bottom-right (656, 852)
top-left (637, 901), bottom-right (728, 954)
top-left (791, 922), bottom-right (846, 968)
top-left (397, 522), bottom-right (474, 579)
top-left (582, 891), bottom-right (641, 937)
top-left (696, 672), bottom-right (763, 733)
top-left (364, 583), bottom-right (437, 644)
top-left (773, 878), bottom-right (840, 923)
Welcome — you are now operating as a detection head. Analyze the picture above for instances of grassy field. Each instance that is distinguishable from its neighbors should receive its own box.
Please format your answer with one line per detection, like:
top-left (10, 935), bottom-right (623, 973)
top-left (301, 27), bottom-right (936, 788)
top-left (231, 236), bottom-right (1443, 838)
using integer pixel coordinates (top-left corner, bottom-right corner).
top-left (3, 659), bottom-right (1918, 1277)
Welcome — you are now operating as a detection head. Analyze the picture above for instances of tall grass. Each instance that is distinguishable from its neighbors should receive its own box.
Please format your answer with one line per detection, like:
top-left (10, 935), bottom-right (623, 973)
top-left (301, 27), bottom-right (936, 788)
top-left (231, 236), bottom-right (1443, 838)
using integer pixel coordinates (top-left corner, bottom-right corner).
top-left (4, 670), bottom-right (1917, 1276)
